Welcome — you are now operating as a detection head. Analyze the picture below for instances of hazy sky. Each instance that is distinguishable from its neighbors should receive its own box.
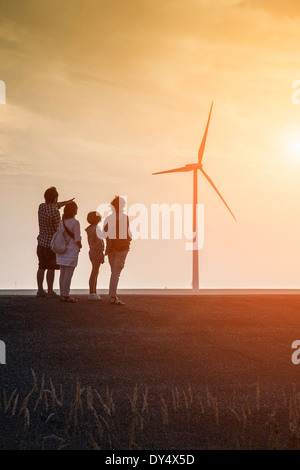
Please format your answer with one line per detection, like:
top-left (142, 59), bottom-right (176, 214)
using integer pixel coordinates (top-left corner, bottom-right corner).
top-left (1, 0), bottom-right (300, 289)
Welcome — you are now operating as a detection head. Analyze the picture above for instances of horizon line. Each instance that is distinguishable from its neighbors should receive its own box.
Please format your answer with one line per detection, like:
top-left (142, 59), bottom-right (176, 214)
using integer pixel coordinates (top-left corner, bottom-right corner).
top-left (1, 288), bottom-right (300, 296)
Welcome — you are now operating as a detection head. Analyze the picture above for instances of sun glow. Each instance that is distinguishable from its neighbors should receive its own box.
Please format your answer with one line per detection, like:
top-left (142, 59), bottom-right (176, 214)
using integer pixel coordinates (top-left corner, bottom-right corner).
top-left (282, 129), bottom-right (300, 162)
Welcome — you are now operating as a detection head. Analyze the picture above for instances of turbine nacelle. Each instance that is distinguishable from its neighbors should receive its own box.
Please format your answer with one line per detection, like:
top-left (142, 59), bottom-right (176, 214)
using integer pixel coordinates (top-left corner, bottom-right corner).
top-left (185, 163), bottom-right (202, 171)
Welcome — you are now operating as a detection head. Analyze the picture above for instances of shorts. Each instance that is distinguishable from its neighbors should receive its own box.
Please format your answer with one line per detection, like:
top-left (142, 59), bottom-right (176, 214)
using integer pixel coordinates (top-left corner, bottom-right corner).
top-left (89, 249), bottom-right (104, 266)
top-left (37, 245), bottom-right (60, 270)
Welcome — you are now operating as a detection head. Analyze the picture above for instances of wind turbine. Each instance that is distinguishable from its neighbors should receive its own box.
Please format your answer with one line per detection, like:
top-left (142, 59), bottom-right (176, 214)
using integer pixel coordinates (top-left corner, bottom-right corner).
top-left (152, 102), bottom-right (236, 290)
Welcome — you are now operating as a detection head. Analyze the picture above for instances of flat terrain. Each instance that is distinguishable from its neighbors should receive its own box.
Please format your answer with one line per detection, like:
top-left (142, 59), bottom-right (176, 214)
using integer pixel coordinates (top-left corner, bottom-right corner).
top-left (1, 294), bottom-right (300, 449)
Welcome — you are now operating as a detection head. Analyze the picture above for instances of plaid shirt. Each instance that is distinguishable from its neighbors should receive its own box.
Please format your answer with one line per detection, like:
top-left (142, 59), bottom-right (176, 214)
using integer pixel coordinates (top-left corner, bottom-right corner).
top-left (37, 203), bottom-right (62, 248)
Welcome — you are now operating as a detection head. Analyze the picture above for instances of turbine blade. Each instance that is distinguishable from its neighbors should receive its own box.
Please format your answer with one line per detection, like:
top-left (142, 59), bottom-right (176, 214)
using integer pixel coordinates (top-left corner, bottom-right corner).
top-left (152, 166), bottom-right (190, 175)
top-left (198, 101), bottom-right (213, 164)
top-left (200, 168), bottom-right (237, 221)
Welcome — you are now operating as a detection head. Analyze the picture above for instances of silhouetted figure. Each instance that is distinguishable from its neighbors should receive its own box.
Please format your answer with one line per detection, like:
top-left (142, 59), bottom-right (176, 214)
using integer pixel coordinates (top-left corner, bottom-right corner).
top-left (104, 196), bottom-right (132, 306)
top-left (56, 202), bottom-right (82, 303)
top-left (37, 187), bottom-right (74, 298)
top-left (85, 211), bottom-right (105, 300)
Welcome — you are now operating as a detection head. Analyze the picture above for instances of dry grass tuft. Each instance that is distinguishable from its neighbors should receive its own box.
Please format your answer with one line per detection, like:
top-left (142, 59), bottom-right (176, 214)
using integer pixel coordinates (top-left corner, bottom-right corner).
top-left (1, 371), bottom-right (300, 449)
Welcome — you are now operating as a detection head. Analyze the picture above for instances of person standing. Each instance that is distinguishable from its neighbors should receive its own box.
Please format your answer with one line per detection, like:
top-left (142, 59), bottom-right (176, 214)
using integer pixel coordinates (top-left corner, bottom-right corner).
top-left (36, 187), bottom-right (74, 298)
top-left (85, 211), bottom-right (105, 300)
top-left (56, 201), bottom-right (82, 303)
top-left (103, 196), bottom-right (132, 306)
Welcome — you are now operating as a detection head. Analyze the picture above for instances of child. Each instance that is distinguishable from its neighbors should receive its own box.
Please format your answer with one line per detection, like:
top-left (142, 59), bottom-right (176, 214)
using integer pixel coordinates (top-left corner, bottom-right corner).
top-left (85, 211), bottom-right (105, 300)
top-left (56, 201), bottom-right (82, 303)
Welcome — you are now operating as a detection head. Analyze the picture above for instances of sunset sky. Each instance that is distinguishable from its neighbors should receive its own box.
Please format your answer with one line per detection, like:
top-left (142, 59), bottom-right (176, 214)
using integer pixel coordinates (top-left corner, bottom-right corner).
top-left (1, 0), bottom-right (300, 289)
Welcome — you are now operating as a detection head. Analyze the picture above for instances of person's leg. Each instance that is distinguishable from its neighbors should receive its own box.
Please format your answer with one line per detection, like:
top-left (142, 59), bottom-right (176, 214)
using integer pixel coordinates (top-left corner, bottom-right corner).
top-left (37, 269), bottom-right (46, 294)
top-left (89, 262), bottom-right (100, 294)
top-left (36, 245), bottom-right (47, 295)
top-left (89, 265), bottom-right (93, 294)
top-left (46, 269), bottom-right (55, 293)
top-left (63, 266), bottom-right (75, 298)
top-left (108, 252), bottom-right (116, 298)
top-left (93, 261), bottom-right (100, 293)
top-left (59, 266), bottom-right (66, 297)
top-left (93, 264), bottom-right (99, 293)
top-left (109, 251), bottom-right (127, 299)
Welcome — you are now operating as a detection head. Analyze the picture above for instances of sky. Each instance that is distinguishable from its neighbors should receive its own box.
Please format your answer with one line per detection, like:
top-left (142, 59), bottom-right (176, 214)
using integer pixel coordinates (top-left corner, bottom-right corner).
top-left (1, 0), bottom-right (300, 289)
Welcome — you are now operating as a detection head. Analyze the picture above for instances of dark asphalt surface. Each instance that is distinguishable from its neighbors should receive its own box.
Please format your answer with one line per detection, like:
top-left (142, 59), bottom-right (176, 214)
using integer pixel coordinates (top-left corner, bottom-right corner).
top-left (1, 294), bottom-right (300, 449)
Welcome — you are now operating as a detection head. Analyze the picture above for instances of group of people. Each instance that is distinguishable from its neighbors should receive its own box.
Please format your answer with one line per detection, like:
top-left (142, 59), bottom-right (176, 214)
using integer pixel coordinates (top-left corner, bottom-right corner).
top-left (36, 187), bottom-right (131, 305)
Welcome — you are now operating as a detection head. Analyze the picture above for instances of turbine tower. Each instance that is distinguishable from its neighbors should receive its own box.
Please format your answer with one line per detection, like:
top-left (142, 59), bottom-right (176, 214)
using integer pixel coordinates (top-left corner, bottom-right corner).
top-left (152, 102), bottom-right (236, 290)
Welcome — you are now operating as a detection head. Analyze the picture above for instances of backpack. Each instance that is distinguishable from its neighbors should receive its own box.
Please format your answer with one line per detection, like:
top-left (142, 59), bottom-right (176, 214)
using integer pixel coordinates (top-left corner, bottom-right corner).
top-left (104, 215), bottom-right (131, 253)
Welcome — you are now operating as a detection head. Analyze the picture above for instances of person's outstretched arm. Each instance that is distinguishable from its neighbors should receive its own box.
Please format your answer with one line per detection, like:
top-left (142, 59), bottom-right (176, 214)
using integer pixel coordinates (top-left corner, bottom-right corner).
top-left (57, 198), bottom-right (75, 209)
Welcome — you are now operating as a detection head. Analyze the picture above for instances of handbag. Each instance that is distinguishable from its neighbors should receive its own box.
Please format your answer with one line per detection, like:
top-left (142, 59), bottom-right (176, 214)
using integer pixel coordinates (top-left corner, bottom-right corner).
top-left (51, 225), bottom-right (66, 254)
top-left (50, 219), bottom-right (74, 254)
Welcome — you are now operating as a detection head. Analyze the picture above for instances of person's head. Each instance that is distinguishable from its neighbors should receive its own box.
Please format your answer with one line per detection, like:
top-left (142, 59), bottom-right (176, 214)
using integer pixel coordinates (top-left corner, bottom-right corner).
top-left (111, 196), bottom-right (126, 214)
top-left (63, 201), bottom-right (78, 220)
top-left (44, 187), bottom-right (58, 204)
top-left (87, 211), bottom-right (101, 225)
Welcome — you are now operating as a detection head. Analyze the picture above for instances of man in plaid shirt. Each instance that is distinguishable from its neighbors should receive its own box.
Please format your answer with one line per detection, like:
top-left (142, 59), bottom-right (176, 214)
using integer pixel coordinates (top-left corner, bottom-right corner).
top-left (37, 187), bottom-right (74, 297)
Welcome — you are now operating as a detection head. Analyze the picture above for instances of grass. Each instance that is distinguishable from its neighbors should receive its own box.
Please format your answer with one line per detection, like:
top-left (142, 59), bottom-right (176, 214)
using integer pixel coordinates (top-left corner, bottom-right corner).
top-left (2, 369), bottom-right (300, 449)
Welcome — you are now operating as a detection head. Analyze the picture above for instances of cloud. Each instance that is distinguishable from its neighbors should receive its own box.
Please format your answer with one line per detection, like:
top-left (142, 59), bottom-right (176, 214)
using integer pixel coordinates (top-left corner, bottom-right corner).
top-left (247, 0), bottom-right (300, 17)
top-left (0, 155), bottom-right (32, 175)
top-left (0, 0), bottom-right (298, 176)
top-left (0, 0), bottom-right (297, 117)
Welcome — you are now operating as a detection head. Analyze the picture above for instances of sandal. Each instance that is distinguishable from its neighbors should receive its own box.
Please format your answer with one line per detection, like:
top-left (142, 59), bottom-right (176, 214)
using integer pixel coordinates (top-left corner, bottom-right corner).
top-left (110, 297), bottom-right (125, 306)
top-left (36, 290), bottom-right (47, 298)
top-left (60, 296), bottom-right (78, 303)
